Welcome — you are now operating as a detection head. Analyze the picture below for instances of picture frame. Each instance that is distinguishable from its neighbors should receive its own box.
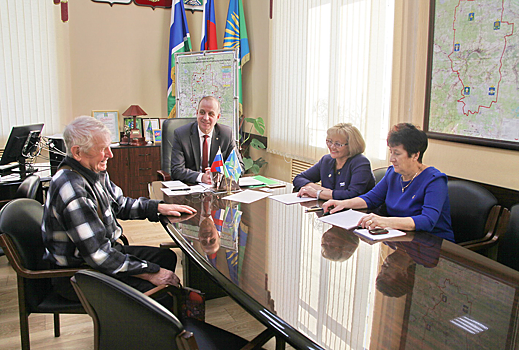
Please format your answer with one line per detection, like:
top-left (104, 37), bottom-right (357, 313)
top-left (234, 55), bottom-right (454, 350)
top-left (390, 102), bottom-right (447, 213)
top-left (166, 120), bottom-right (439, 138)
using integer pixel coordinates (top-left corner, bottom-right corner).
top-left (159, 118), bottom-right (168, 130)
top-left (424, 0), bottom-right (519, 151)
top-left (183, 0), bottom-right (203, 11)
top-left (153, 129), bottom-right (162, 143)
top-left (123, 117), bottom-right (143, 136)
top-left (92, 110), bottom-right (119, 143)
top-left (143, 118), bottom-right (160, 142)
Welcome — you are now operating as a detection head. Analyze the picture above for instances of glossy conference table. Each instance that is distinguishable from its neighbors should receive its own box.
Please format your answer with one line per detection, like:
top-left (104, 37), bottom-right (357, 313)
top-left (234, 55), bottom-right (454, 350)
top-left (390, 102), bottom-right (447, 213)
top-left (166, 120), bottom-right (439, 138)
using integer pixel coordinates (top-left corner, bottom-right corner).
top-left (151, 181), bottom-right (519, 350)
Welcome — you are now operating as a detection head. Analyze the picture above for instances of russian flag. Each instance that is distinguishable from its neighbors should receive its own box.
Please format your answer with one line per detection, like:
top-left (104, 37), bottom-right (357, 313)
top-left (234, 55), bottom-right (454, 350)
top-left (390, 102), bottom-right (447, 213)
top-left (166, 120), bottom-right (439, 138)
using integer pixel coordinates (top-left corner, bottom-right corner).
top-left (200, 0), bottom-right (218, 50)
top-left (210, 147), bottom-right (224, 173)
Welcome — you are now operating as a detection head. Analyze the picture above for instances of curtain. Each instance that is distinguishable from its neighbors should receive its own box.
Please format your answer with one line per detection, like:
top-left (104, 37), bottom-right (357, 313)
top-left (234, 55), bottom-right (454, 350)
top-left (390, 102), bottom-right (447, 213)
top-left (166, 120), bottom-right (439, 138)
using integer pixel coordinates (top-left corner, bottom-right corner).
top-left (0, 0), bottom-right (61, 146)
top-left (269, 0), bottom-right (395, 167)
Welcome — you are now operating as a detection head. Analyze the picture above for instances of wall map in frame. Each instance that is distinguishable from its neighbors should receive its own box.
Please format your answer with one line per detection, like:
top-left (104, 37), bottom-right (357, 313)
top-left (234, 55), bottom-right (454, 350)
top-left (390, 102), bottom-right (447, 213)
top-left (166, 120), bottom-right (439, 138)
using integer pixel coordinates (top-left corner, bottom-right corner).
top-left (424, 0), bottom-right (519, 150)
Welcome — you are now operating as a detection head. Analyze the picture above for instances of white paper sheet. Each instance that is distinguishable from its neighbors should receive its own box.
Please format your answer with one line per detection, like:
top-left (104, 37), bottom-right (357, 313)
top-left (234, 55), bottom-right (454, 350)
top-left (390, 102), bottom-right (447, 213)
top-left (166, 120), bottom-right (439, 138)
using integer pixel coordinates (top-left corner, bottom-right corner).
top-left (160, 188), bottom-right (191, 196)
top-left (317, 209), bottom-right (368, 228)
top-left (269, 192), bottom-right (316, 205)
top-left (161, 180), bottom-right (190, 190)
top-left (222, 190), bottom-right (272, 204)
top-left (239, 177), bottom-right (265, 186)
top-left (318, 209), bottom-right (406, 240)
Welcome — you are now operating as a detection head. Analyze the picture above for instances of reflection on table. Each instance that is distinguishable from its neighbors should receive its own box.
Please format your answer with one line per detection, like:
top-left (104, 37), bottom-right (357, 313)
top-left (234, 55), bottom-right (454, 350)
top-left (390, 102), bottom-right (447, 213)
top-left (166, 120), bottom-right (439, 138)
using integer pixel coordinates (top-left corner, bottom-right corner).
top-left (153, 181), bottom-right (519, 350)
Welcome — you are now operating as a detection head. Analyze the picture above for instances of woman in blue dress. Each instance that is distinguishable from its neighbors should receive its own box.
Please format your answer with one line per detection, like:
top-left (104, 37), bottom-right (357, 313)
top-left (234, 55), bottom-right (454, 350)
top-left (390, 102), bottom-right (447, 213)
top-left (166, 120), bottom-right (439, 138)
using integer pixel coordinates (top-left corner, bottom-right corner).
top-left (293, 123), bottom-right (375, 201)
top-left (322, 123), bottom-right (454, 241)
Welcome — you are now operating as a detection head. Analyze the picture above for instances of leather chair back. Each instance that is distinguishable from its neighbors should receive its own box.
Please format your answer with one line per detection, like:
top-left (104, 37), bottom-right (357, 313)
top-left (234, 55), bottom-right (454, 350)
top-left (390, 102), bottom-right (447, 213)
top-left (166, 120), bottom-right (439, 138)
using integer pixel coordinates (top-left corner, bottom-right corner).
top-left (72, 270), bottom-right (185, 350)
top-left (0, 198), bottom-right (50, 310)
top-left (161, 118), bottom-right (197, 176)
top-left (14, 175), bottom-right (42, 202)
top-left (448, 180), bottom-right (498, 244)
top-left (373, 167), bottom-right (388, 185)
top-left (497, 204), bottom-right (519, 271)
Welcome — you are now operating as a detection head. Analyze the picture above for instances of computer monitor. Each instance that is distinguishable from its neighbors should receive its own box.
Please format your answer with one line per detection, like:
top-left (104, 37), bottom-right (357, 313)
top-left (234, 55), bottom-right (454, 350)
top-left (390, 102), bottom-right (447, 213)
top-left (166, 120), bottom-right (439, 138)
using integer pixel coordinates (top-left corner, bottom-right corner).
top-left (0, 123), bottom-right (44, 177)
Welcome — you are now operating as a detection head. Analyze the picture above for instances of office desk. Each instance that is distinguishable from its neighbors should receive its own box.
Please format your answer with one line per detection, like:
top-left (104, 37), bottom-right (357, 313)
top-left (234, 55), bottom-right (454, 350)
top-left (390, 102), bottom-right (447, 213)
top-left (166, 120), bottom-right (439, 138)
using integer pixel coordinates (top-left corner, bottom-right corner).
top-left (153, 182), bottom-right (519, 350)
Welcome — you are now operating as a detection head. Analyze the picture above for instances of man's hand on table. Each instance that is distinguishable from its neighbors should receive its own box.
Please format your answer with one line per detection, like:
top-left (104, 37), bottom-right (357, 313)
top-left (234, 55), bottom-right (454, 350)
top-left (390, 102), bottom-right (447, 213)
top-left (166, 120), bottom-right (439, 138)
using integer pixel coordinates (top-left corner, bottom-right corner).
top-left (158, 203), bottom-right (197, 217)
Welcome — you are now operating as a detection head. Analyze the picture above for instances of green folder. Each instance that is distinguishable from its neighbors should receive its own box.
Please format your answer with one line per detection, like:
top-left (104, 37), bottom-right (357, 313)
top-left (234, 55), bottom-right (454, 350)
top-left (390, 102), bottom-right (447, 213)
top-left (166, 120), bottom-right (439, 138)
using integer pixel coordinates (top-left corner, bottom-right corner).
top-left (252, 175), bottom-right (284, 187)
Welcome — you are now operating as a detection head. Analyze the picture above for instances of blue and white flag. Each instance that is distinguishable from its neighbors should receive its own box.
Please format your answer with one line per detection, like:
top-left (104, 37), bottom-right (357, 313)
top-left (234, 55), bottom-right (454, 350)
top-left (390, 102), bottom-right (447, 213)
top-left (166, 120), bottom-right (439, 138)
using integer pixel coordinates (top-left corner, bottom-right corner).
top-left (224, 149), bottom-right (242, 182)
top-left (167, 0), bottom-right (192, 118)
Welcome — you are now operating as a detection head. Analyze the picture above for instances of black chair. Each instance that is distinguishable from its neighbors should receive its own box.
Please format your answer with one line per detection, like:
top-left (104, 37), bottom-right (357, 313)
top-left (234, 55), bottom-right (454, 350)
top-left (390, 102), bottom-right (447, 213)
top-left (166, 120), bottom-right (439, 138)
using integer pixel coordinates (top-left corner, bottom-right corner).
top-left (448, 180), bottom-right (506, 250)
top-left (0, 198), bottom-right (86, 350)
top-left (497, 204), bottom-right (519, 270)
top-left (14, 174), bottom-right (42, 202)
top-left (372, 166), bottom-right (388, 185)
top-left (158, 117), bottom-right (197, 181)
top-left (71, 270), bottom-right (263, 350)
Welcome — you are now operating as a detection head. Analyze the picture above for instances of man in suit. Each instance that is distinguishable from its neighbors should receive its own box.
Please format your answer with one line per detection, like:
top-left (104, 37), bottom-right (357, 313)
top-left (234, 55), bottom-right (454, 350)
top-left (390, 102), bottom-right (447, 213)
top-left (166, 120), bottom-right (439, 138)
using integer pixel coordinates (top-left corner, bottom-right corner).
top-left (170, 96), bottom-right (243, 184)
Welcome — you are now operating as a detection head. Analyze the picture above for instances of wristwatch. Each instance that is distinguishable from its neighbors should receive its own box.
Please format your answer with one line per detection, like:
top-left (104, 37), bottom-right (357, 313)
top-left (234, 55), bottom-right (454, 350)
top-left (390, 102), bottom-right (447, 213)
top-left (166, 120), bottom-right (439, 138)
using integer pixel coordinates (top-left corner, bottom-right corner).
top-left (316, 190), bottom-right (323, 201)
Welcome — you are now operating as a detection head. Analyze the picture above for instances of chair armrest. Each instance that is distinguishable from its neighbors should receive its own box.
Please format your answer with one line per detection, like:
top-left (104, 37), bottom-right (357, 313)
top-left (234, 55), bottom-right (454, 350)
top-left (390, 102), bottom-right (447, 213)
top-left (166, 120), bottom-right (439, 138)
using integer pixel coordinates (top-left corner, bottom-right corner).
top-left (160, 242), bottom-right (179, 249)
top-left (459, 205), bottom-right (501, 246)
top-left (157, 170), bottom-right (171, 181)
top-left (119, 233), bottom-right (130, 245)
top-left (464, 207), bottom-right (511, 252)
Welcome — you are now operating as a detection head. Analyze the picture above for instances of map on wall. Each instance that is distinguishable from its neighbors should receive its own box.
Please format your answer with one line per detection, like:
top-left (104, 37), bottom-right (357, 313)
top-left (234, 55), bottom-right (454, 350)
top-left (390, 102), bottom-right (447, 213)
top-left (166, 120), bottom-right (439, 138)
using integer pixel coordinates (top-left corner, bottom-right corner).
top-left (175, 50), bottom-right (238, 139)
top-left (424, 0), bottom-right (519, 150)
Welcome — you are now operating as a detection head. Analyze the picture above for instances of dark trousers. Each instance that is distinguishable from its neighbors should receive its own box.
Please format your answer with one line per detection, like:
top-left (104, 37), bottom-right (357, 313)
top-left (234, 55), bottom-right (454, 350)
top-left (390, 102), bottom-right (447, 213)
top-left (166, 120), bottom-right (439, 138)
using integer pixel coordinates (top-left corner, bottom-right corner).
top-left (52, 245), bottom-right (177, 308)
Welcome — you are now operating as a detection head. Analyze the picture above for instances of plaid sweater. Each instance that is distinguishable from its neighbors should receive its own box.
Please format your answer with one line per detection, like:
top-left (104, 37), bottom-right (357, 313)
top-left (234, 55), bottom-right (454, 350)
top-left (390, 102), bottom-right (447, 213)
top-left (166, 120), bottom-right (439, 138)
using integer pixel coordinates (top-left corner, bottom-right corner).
top-left (42, 157), bottom-right (161, 276)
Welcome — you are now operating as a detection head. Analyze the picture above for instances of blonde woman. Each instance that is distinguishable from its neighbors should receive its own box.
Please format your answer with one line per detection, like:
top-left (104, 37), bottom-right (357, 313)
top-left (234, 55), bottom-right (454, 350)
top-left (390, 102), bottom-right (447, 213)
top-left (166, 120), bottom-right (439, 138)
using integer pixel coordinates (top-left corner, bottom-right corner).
top-left (294, 123), bottom-right (375, 200)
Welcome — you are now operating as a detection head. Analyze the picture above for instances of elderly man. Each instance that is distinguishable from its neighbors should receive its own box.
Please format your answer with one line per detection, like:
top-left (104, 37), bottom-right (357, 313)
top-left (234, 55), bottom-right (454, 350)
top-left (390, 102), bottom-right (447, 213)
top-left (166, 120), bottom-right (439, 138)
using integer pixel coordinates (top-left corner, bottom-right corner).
top-left (170, 96), bottom-right (243, 184)
top-left (42, 116), bottom-right (196, 304)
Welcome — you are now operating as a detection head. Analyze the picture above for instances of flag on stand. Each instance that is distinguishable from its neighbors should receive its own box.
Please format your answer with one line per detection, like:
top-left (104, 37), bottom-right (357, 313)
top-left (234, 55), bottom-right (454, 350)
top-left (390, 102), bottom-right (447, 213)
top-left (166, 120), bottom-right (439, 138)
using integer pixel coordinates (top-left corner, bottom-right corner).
top-left (200, 0), bottom-right (218, 50)
top-left (223, 0), bottom-right (250, 114)
top-left (168, 0), bottom-right (192, 118)
top-left (224, 149), bottom-right (242, 182)
top-left (210, 147), bottom-right (224, 173)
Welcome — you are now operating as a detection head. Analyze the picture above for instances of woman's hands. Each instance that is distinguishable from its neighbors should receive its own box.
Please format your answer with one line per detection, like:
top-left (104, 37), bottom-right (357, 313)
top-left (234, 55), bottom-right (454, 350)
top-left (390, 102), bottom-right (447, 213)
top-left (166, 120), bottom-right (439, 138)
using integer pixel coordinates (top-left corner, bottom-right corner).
top-left (297, 183), bottom-right (322, 198)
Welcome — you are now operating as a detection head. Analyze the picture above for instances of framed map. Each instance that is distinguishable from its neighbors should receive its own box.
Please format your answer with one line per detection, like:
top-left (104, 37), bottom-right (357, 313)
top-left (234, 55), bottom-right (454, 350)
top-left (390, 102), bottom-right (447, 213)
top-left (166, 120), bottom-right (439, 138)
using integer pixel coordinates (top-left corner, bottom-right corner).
top-left (424, 0), bottom-right (519, 150)
top-left (175, 49), bottom-right (239, 140)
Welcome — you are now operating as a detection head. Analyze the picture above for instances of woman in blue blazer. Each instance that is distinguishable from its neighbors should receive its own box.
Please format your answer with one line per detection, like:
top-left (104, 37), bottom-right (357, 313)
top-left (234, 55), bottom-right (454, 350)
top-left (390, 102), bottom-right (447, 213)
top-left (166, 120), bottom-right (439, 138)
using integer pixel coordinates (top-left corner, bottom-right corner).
top-left (293, 123), bottom-right (375, 201)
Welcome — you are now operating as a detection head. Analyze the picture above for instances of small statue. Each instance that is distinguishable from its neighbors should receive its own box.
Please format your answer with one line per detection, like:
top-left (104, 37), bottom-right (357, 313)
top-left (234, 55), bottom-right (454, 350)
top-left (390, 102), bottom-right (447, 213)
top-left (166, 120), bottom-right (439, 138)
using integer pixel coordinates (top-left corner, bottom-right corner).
top-left (120, 125), bottom-right (131, 146)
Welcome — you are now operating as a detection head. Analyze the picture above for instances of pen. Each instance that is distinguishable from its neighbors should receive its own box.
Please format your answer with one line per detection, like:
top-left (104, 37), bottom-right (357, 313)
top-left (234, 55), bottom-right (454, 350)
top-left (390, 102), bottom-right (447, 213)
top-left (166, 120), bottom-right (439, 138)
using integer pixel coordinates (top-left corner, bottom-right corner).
top-left (168, 188), bottom-right (190, 191)
top-left (305, 207), bottom-right (323, 213)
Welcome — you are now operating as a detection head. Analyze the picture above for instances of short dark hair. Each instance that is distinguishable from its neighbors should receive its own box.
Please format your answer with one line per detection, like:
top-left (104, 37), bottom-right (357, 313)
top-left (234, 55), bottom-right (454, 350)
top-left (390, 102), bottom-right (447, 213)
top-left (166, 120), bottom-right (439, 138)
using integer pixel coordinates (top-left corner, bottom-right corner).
top-left (387, 123), bottom-right (428, 163)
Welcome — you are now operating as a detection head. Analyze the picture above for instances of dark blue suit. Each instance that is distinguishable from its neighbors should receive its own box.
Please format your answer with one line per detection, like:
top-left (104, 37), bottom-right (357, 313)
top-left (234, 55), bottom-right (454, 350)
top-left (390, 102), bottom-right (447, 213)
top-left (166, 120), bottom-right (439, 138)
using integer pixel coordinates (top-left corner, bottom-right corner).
top-left (170, 122), bottom-right (242, 183)
top-left (293, 153), bottom-right (375, 199)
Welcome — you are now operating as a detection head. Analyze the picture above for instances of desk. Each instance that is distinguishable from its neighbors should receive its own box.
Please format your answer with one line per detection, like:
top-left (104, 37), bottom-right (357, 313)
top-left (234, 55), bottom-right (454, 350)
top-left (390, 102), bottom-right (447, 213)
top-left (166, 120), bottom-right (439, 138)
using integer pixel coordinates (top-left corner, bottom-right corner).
top-left (0, 163), bottom-right (52, 207)
top-left (152, 181), bottom-right (519, 350)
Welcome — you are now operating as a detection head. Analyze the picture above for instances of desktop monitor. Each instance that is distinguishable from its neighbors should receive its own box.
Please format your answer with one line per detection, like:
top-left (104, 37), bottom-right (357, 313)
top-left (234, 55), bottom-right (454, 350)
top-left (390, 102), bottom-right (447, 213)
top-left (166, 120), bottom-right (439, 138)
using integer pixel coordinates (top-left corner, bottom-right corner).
top-left (0, 123), bottom-right (44, 167)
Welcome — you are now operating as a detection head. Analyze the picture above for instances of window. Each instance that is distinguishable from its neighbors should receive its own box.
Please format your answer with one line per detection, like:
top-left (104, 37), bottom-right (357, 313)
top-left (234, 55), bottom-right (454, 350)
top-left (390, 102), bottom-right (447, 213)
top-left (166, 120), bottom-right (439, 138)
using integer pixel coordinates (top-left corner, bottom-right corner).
top-left (269, 0), bottom-right (395, 166)
top-left (0, 1), bottom-right (62, 146)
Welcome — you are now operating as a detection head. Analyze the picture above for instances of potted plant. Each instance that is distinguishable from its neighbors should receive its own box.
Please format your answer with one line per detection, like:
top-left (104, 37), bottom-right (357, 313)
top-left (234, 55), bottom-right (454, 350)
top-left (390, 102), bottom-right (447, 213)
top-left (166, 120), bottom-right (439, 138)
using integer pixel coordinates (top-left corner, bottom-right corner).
top-left (239, 116), bottom-right (267, 174)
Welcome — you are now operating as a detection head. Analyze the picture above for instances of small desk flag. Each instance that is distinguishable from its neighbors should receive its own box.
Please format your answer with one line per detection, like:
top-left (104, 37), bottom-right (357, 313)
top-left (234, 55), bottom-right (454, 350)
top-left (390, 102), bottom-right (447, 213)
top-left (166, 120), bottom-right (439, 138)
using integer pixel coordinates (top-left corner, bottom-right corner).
top-left (224, 149), bottom-right (242, 182)
top-left (210, 147), bottom-right (224, 173)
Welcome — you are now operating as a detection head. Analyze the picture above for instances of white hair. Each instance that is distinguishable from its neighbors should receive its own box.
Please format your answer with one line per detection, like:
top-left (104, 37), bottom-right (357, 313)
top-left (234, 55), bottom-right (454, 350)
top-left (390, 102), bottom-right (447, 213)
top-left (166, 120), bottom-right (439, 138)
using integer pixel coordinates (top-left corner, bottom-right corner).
top-left (63, 116), bottom-right (111, 157)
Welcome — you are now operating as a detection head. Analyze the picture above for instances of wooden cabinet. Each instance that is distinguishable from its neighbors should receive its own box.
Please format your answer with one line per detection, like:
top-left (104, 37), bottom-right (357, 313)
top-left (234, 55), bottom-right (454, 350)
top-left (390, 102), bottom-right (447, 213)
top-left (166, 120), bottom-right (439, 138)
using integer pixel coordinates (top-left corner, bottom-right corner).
top-left (107, 144), bottom-right (160, 198)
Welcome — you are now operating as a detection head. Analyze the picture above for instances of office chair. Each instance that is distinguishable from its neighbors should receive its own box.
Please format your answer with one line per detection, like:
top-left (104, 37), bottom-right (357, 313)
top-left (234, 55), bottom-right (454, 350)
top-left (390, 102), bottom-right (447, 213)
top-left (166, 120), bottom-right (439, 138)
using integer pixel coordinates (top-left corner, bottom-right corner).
top-left (0, 198), bottom-right (86, 350)
top-left (448, 180), bottom-right (506, 251)
top-left (157, 117), bottom-right (197, 181)
top-left (372, 166), bottom-right (388, 185)
top-left (497, 204), bottom-right (519, 270)
top-left (71, 270), bottom-right (260, 350)
top-left (14, 174), bottom-right (43, 202)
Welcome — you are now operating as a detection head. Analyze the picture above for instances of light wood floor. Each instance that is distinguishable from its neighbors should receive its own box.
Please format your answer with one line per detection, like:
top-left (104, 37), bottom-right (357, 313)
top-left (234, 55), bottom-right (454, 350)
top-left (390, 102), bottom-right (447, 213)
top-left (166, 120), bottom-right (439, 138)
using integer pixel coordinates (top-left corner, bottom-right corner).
top-left (0, 220), bottom-right (290, 350)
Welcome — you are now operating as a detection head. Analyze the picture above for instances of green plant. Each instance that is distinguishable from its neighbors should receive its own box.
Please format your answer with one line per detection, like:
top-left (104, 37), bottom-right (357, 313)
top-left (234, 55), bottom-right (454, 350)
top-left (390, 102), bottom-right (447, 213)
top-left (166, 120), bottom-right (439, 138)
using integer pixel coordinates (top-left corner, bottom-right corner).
top-left (239, 116), bottom-right (267, 174)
